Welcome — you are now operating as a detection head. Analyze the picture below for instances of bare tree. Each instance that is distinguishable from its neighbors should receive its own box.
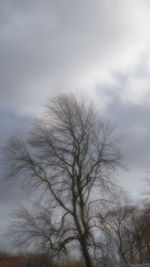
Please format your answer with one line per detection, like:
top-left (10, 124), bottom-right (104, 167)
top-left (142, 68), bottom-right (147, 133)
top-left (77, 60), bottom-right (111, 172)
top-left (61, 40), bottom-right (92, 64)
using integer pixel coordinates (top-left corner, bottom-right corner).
top-left (4, 94), bottom-right (122, 267)
top-left (97, 191), bottom-right (150, 265)
top-left (97, 190), bottom-right (136, 265)
top-left (131, 202), bottom-right (150, 263)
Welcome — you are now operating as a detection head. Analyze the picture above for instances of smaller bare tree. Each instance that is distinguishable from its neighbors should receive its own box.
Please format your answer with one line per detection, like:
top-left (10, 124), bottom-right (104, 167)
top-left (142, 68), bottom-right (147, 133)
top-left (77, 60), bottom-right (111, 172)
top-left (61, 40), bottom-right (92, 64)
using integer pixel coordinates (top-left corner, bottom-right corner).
top-left (97, 191), bottom-right (150, 265)
top-left (97, 190), bottom-right (137, 265)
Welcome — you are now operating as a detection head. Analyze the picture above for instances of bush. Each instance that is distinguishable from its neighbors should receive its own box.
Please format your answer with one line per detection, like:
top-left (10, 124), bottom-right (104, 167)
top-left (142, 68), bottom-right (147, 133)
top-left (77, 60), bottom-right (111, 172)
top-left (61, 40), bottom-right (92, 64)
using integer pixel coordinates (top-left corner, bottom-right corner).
top-left (24, 253), bottom-right (53, 267)
top-left (55, 263), bottom-right (84, 267)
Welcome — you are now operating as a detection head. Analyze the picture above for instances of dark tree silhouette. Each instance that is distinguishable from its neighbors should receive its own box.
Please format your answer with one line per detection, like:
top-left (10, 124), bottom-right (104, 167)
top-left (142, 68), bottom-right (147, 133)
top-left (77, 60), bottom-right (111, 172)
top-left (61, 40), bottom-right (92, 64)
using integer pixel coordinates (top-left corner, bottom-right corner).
top-left (4, 94), bottom-right (122, 267)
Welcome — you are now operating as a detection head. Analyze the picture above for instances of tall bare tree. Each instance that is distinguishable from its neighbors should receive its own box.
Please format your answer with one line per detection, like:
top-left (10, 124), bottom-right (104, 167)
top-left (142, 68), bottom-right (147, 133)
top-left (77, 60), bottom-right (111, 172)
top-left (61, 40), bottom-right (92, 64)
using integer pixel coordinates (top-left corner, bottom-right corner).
top-left (4, 95), bottom-right (122, 267)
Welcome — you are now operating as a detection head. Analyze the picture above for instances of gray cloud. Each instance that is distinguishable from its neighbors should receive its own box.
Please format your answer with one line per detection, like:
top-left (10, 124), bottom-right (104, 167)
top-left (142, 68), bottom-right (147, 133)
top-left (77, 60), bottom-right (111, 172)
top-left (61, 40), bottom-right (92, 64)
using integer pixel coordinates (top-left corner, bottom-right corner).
top-left (0, 0), bottom-right (149, 113)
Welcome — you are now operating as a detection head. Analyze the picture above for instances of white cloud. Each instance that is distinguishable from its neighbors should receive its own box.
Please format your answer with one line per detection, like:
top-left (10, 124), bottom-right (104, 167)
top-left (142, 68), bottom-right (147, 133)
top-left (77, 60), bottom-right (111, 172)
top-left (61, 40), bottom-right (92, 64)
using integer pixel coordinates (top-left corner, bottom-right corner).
top-left (122, 76), bottom-right (150, 105)
top-left (1, 0), bottom-right (150, 114)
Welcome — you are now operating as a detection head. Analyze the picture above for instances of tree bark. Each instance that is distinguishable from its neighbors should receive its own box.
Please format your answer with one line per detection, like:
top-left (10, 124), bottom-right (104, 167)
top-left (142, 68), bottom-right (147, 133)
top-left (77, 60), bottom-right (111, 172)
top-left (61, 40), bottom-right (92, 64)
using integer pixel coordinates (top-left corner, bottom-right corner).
top-left (80, 239), bottom-right (93, 267)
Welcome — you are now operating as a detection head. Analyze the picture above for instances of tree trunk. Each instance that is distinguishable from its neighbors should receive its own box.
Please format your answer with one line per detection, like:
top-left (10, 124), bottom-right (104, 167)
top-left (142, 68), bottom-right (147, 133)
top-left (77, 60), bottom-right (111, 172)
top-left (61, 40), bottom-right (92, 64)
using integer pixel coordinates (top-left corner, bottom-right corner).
top-left (80, 239), bottom-right (93, 267)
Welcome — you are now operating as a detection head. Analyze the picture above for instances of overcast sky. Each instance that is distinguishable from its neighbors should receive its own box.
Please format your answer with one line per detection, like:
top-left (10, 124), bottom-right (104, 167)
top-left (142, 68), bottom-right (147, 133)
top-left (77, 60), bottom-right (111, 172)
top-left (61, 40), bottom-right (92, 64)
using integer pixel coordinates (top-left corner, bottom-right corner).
top-left (1, 0), bottom-right (150, 250)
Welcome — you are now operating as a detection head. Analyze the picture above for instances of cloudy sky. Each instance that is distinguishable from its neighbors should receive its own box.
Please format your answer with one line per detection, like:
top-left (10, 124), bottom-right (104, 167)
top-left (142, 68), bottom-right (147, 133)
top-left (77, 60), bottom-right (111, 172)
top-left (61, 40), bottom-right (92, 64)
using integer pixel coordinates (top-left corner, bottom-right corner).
top-left (1, 0), bottom-right (150, 250)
